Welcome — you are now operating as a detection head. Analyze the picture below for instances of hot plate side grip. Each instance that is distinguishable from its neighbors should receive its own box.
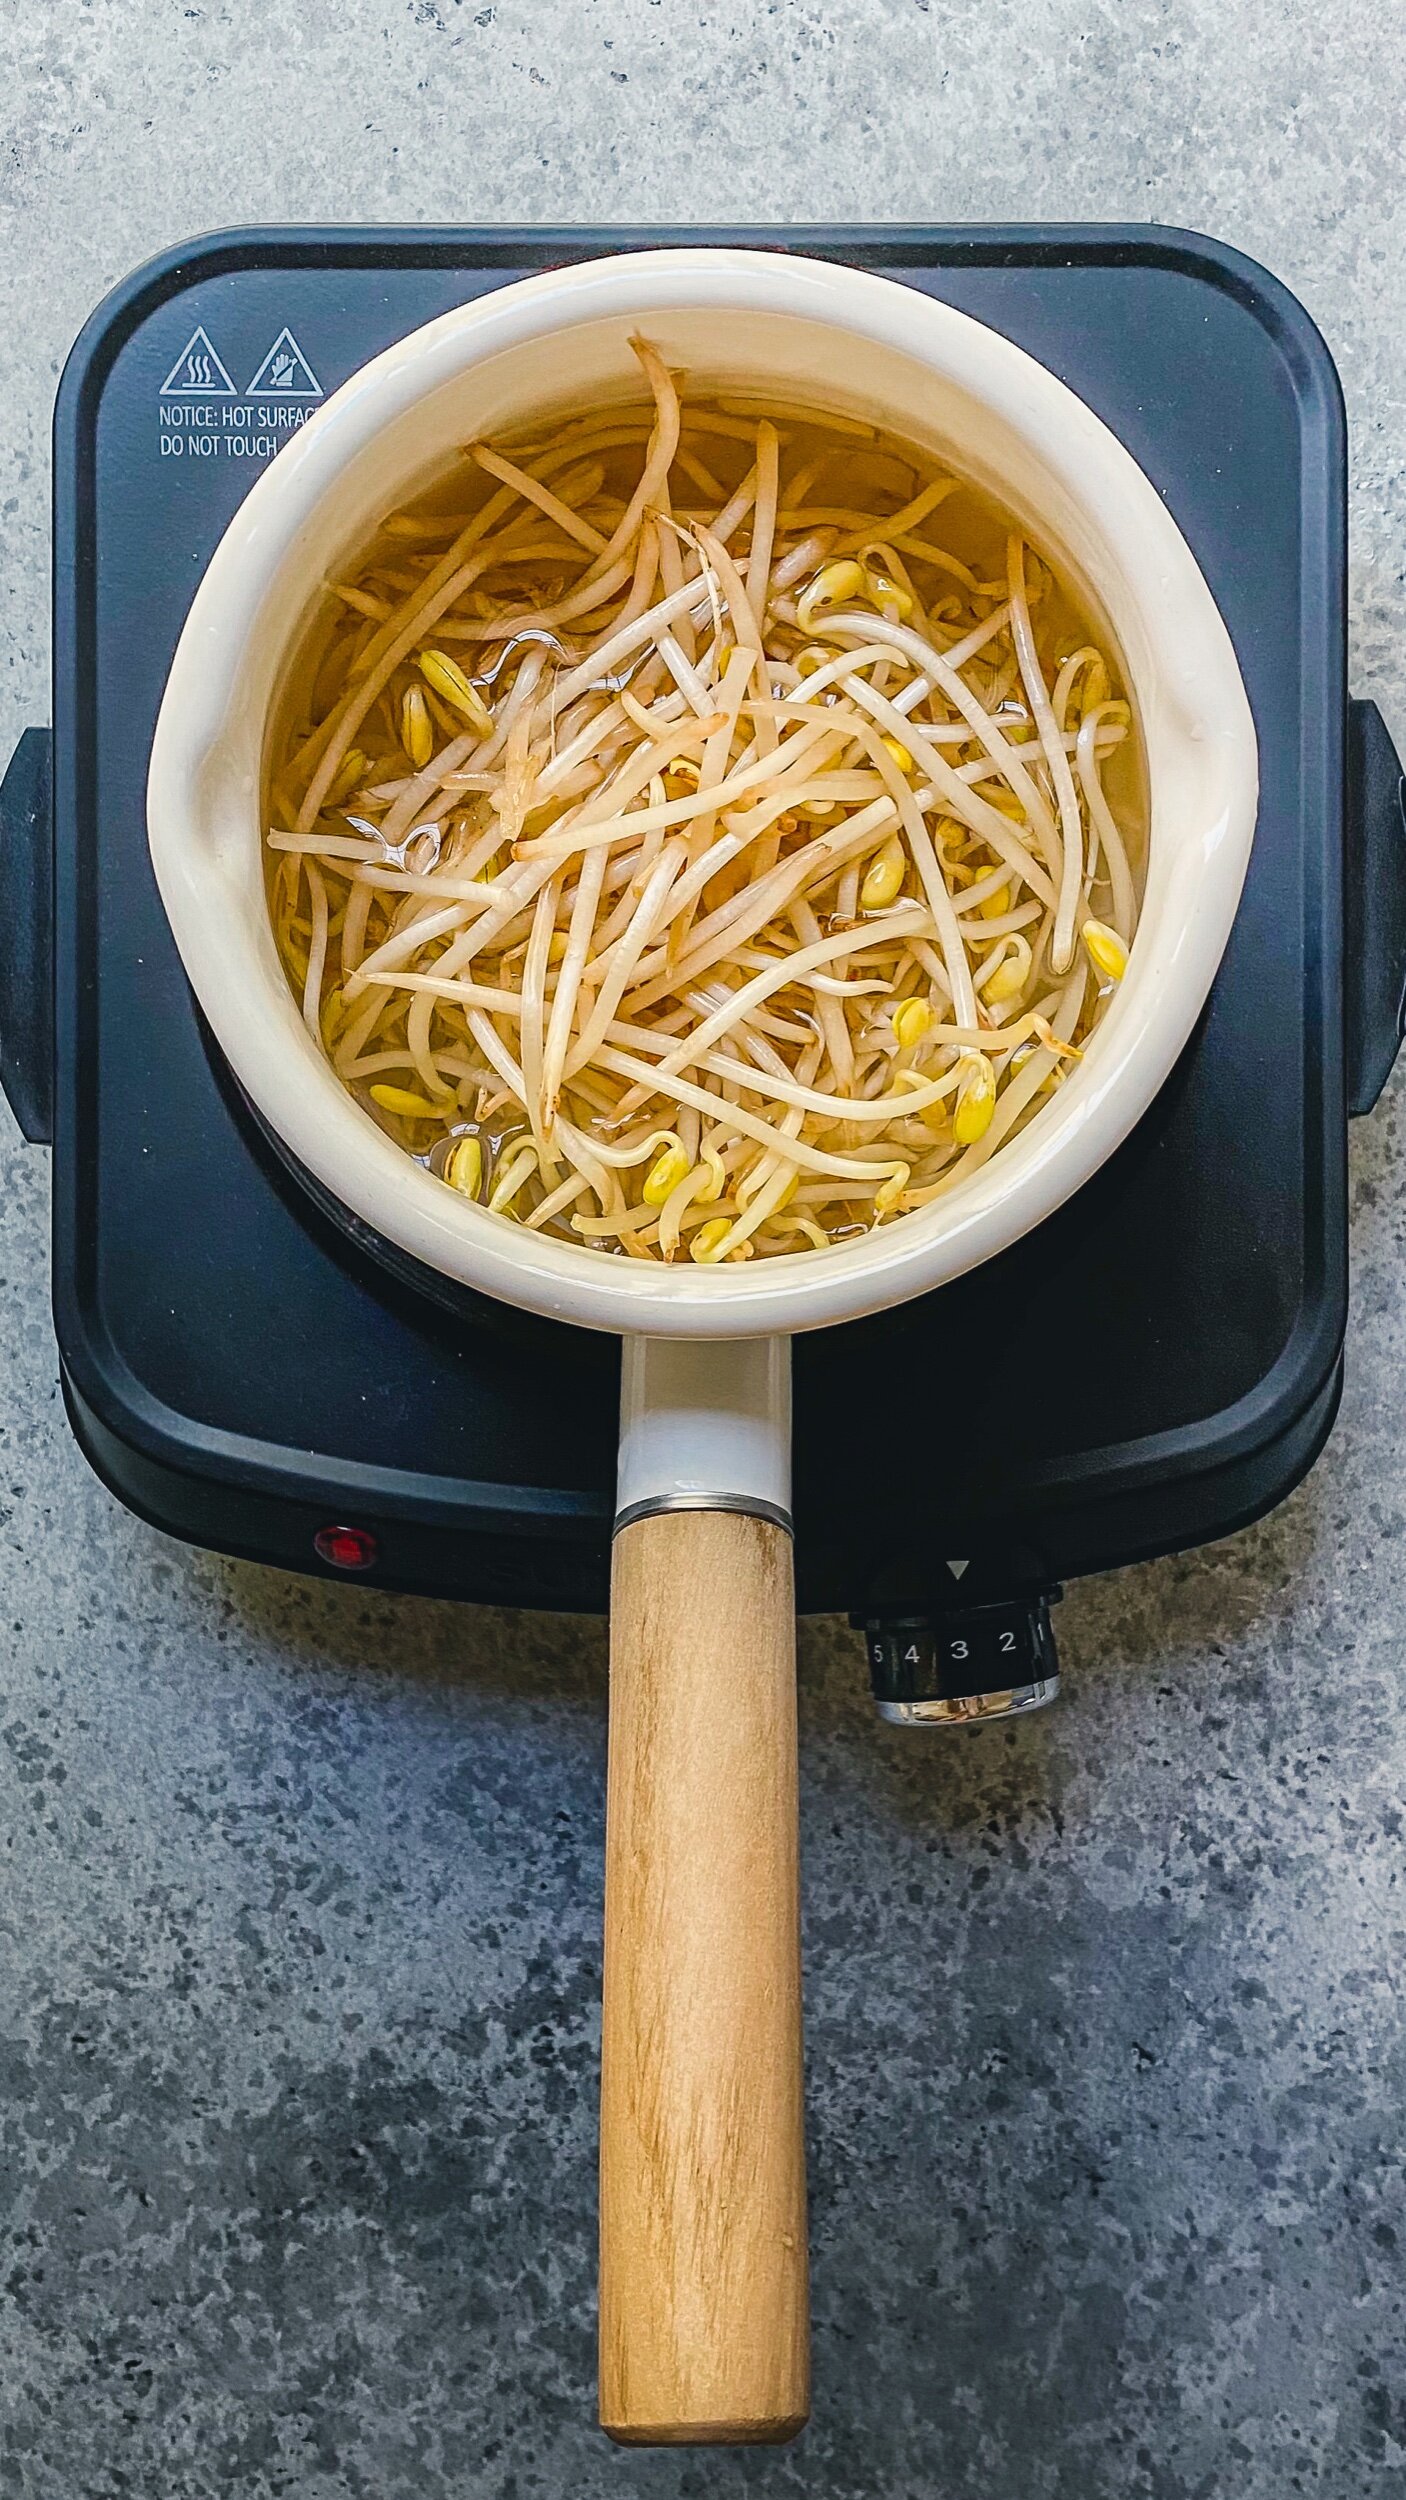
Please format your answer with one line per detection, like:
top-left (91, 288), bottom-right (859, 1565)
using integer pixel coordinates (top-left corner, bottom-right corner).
top-left (0, 727), bottom-right (53, 1146)
top-left (2, 700), bottom-right (1399, 1142)
top-left (1346, 697), bottom-right (1406, 1117)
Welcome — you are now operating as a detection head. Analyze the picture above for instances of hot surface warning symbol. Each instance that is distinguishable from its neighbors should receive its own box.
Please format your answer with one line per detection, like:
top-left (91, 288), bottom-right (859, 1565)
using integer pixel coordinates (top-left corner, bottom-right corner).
top-left (159, 326), bottom-right (237, 395)
top-left (245, 328), bottom-right (323, 399)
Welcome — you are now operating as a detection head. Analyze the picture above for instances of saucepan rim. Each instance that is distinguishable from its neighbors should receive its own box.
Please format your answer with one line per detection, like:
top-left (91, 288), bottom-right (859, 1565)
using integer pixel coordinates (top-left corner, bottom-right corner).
top-left (147, 245), bottom-right (1258, 1339)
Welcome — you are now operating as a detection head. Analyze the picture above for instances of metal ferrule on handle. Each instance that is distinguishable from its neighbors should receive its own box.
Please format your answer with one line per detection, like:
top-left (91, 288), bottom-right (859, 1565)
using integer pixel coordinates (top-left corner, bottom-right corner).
top-left (614, 1337), bottom-right (793, 1535)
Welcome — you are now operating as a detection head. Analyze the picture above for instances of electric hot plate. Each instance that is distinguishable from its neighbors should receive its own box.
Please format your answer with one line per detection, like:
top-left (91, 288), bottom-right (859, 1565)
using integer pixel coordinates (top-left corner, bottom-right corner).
top-left (3, 225), bottom-right (1404, 1716)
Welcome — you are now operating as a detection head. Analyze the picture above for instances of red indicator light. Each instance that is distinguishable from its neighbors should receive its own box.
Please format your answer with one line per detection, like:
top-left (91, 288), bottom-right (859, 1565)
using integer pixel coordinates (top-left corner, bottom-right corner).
top-left (314, 1523), bottom-right (378, 1571)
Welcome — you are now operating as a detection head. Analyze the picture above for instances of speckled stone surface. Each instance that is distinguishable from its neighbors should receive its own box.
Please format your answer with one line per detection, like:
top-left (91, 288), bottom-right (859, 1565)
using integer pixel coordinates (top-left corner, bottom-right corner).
top-left (3, 5), bottom-right (1406, 2493)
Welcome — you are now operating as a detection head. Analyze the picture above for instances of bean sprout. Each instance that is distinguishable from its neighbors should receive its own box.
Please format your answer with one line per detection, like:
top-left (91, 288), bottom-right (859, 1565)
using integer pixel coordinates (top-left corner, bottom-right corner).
top-left (267, 345), bottom-right (1144, 1262)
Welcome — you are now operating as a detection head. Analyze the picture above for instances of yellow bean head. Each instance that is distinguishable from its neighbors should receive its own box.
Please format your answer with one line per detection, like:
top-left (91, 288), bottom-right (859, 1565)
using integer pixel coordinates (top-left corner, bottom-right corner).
top-left (983, 935), bottom-right (1033, 1003)
top-left (370, 1083), bottom-right (439, 1119)
top-left (689, 1216), bottom-right (733, 1264)
top-left (1082, 918), bottom-right (1128, 982)
top-left (419, 649), bottom-right (493, 735)
top-left (444, 1134), bottom-right (483, 1199)
top-left (400, 686), bottom-right (433, 769)
top-left (953, 1052), bottom-right (997, 1145)
top-left (860, 834), bottom-right (907, 911)
top-left (642, 1138), bottom-right (691, 1207)
top-left (328, 748), bottom-right (370, 804)
top-left (796, 558), bottom-right (867, 633)
top-left (1082, 654), bottom-right (1111, 712)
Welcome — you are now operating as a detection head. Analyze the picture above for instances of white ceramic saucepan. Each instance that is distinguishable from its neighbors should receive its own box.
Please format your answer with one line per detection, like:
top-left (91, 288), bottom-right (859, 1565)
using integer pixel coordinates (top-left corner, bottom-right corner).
top-left (148, 249), bottom-right (1257, 2446)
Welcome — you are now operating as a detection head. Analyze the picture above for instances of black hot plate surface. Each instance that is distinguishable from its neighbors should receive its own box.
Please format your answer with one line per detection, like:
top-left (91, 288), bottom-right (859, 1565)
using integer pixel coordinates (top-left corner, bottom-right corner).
top-left (44, 227), bottom-right (1350, 1612)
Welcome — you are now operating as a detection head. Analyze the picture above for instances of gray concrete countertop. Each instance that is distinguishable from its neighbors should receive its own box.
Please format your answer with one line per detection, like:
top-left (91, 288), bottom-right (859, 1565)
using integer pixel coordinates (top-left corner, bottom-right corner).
top-left (3, 5), bottom-right (1405, 2493)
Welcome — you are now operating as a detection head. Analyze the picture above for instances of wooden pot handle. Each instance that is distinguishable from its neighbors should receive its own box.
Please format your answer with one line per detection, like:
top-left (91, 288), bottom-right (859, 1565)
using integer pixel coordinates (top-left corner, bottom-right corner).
top-left (599, 1506), bottom-right (808, 2445)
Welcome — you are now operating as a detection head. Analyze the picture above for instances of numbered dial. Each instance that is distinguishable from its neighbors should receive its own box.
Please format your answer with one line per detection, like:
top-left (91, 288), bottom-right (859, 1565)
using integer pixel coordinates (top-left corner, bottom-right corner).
top-left (865, 1598), bottom-right (1060, 1724)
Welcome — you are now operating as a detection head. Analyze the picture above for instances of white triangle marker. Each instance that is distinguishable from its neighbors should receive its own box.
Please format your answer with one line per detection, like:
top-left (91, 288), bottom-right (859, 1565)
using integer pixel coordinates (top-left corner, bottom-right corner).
top-left (245, 327), bottom-right (323, 400)
top-left (946, 1558), bottom-right (970, 1580)
top-left (159, 326), bottom-right (237, 396)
